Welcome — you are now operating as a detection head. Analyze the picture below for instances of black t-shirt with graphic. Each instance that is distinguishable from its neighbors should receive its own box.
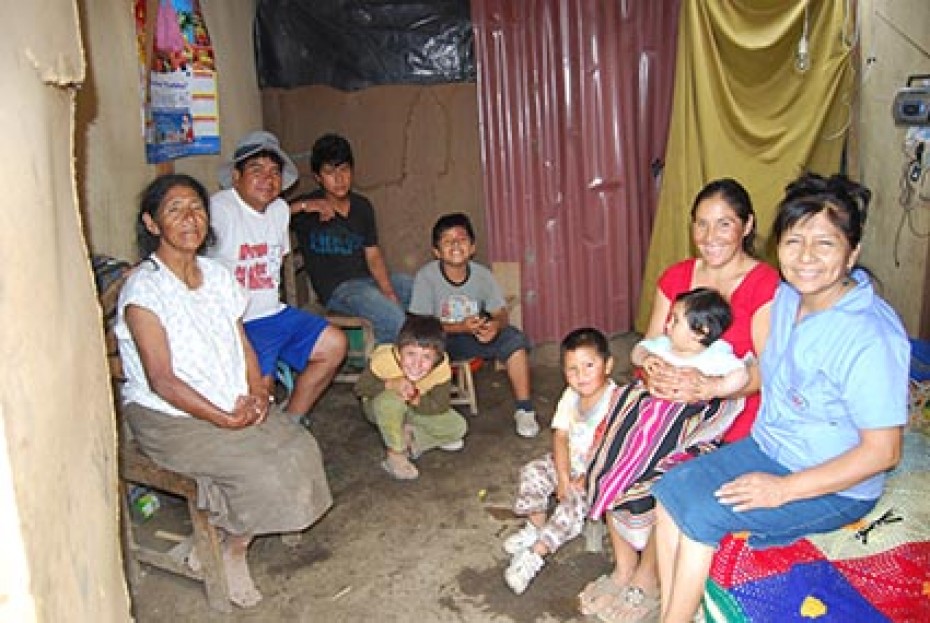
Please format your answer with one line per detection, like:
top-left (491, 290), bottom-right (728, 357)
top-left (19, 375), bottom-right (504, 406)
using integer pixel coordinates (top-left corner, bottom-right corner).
top-left (291, 191), bottom-right (378, 304)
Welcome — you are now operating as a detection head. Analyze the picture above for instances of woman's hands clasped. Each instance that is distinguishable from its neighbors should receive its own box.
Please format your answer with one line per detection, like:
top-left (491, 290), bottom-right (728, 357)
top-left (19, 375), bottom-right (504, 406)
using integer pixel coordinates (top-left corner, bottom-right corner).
top-left (643, 356), bottom-right (719, 403)
top-left (220, 394), bottom-right (270, 429)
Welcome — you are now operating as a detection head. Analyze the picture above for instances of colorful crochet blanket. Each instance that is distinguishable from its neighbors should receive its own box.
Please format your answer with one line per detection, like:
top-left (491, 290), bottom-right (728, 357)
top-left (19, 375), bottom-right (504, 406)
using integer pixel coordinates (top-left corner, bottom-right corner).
top-left (705, 466), bottom-right (930, 622)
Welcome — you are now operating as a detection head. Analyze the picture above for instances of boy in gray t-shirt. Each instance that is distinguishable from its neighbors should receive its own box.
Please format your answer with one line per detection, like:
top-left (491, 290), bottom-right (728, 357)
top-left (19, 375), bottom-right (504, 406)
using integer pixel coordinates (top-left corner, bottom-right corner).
top-left (409, 213), bottom-right (539, 438)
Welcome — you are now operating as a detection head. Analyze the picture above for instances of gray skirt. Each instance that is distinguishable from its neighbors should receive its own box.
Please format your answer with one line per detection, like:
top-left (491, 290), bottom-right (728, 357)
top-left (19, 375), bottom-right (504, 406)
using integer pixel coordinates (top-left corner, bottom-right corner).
top-left (124, 403), bottom-right (332, 536)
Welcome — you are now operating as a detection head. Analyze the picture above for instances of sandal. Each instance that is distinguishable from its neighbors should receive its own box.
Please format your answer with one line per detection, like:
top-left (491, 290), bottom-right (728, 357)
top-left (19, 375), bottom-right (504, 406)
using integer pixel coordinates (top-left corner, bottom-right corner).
top-left (578, 574), bottom-right (627, 616)
top-left (595, 585), bottom-right (660, 623)
top-left (404, 424), bottom-right (425, 461)
top-left (381, 454), bottom-right (419, 480)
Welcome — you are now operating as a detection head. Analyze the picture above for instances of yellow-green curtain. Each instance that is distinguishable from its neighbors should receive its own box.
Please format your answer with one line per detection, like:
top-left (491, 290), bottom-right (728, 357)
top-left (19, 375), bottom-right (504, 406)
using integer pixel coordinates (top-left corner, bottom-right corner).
top-left (635, 0), bottom-right (856, 331)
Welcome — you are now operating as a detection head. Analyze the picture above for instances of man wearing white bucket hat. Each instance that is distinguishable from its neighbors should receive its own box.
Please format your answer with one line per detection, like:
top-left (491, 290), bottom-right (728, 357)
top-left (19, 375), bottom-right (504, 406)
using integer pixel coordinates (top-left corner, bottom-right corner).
top-left (209, 130), bottom-right (347, 427)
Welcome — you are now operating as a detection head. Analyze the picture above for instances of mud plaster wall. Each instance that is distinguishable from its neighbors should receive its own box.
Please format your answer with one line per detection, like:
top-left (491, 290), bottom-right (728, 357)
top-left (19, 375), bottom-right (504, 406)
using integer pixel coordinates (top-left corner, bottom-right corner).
top-left (262, 84), bottom-right (486, 276)
top-left (1, 0), bottom-right (261, 619)
top-left (1, 0), bottom-right (130, 620)
top-left (80, 0), bottom-right (264, 261)
top-left (858, 0), bottom-right (930, 336)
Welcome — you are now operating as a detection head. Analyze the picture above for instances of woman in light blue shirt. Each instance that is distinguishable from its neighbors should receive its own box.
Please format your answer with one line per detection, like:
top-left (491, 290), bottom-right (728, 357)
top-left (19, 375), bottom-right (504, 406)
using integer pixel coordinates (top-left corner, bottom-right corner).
top-left (651, 172), bottom-right (909, 623)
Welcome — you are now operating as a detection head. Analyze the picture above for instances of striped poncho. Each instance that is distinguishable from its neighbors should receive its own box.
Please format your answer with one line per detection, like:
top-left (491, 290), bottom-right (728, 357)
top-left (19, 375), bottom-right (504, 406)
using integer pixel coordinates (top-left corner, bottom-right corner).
top-left (586, 380), bottom-right (744, 521)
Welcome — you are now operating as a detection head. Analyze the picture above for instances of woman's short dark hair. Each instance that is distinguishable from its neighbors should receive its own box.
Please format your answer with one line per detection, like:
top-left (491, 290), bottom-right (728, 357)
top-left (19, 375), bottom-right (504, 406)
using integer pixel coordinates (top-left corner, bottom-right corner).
top-left (310, 133), bottom-right (354, 174)
top-left (432, 212), bottom-right (476, 249)
top-left (136, 174), bottom-right (213, 258)
top-left (772, 172), bottom-right (871, 249)
top-left (675, 287), bottom-right (733, 346)
top-left (560, 327), bottom-right (611, 364)
top-left (691, 178), bottom-right (757, 256)
top-left (396, 314), bottom-right (446, 356)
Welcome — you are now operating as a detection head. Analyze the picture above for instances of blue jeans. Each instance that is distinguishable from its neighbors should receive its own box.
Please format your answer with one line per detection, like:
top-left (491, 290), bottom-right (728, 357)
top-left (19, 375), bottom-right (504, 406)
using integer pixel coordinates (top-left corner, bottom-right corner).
top-left (326, 274), bottom-right (413, 344)
top-left (446, 326), bottom-right (531, 362)
top-left (653, 437), bottom-right (877, 549)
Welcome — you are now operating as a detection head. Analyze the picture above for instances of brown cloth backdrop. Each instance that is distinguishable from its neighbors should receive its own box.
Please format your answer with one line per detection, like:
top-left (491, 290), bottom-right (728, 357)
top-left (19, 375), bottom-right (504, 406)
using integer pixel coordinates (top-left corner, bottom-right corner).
top-left (636, 1), bottom-right (856, 330)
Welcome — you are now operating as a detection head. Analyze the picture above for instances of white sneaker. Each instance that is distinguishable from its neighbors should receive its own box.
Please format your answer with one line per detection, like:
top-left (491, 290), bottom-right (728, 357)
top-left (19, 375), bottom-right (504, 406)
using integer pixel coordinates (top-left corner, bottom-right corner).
top-left (503, 522), bottom-right (540, 554)
top-left (504, 549), bottom-right (545, 594)
top-left (514, 408), bottom-right (540, 438)
top-left (439, 439), bottom-right (465, 452)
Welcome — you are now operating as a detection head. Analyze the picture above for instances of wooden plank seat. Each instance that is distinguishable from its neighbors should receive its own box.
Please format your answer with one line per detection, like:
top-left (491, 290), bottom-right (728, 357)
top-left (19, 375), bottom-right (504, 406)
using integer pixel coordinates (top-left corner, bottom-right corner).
top-left (119, 435), bottom-right (233, 612)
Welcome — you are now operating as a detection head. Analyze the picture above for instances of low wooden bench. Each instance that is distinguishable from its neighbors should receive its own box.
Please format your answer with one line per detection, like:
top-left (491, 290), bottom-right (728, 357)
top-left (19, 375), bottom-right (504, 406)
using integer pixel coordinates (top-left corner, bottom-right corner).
top-left (119, 437), bottom-right (232, 612)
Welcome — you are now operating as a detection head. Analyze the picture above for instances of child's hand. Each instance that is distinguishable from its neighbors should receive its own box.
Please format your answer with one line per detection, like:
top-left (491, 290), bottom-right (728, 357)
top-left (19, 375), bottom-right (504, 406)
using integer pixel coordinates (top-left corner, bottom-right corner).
top-left (464, 314), bottom-right (485, 333)
top-left (641, 353), bottom-right (667, 377)
top-left (389, 378), bottom-right (420, 403)
top-left (472, 314), bottom-right (499, 343)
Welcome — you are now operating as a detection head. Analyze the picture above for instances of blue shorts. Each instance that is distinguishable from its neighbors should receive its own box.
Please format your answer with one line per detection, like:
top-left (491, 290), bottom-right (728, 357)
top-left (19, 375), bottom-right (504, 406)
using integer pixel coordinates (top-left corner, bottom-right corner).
top-left (446, 326), bottom-right (530, 362)
top-left (244, 306), bottom-right (328, 376)
top-left (652, 437), bottom-right (876, 549)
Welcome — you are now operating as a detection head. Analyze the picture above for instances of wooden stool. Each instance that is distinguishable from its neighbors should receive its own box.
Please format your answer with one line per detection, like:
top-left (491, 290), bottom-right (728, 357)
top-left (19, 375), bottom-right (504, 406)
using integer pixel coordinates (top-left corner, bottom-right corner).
top-left (450, 359), bottom-right (478, 416)
top-left (120, 437), bottom-right (232, 612)
top-left (325, 312), bottom-right (375, 384)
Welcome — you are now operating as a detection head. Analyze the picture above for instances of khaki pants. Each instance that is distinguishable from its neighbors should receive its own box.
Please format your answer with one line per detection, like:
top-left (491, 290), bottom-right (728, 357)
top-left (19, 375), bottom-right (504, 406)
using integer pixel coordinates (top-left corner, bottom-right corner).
top-left (362, 391), bottom-right (467, 454)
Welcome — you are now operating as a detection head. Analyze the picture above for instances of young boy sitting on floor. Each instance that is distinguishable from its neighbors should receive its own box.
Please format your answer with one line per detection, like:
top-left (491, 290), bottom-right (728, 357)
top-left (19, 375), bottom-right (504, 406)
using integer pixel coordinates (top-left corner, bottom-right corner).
top-left (409, 212), bottom-right (539, 438)
top-left (354, 314), bottom-right (468, 481)
top-left (503, 327), bottom-right (621, 594)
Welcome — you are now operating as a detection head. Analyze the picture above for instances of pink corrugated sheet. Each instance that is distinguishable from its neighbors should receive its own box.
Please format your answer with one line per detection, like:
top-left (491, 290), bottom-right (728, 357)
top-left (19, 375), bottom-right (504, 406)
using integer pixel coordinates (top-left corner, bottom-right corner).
top-left (471, 0), bottom-right (680, 342)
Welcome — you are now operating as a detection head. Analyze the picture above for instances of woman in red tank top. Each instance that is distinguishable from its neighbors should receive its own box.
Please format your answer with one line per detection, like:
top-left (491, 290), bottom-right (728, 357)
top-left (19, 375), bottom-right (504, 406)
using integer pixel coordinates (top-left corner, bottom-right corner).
top-left (643, 178), bottom-right (779, 441)
top-left (578, 178), bottom-right (778, 623)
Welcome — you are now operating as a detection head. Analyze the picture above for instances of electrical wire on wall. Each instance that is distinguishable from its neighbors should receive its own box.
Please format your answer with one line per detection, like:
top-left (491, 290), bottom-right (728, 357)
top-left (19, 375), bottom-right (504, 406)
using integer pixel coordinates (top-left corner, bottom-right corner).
top-left (894, 133), bottom-right (930, 267)
top-left (822, 0), bottom-right (860, 144)
top-left (856, 0), bottom-right (878, 186)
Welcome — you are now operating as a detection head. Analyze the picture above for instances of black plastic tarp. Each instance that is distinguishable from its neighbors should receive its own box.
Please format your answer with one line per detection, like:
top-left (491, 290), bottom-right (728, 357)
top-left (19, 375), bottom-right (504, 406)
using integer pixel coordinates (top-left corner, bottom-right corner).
top-left (254, 0), bottom-right (475, 91)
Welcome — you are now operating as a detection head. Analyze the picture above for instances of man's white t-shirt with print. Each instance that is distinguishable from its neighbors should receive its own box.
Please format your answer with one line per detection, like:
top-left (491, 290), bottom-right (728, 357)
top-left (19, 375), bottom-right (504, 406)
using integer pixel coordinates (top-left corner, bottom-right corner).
top-left (208, 188), bottom-right (289, 322)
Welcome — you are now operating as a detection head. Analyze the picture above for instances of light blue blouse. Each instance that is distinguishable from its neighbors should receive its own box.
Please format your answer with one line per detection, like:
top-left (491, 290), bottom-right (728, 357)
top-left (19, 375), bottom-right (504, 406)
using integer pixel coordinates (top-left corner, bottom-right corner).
top-left (753, 269), bottom-right (909, 500)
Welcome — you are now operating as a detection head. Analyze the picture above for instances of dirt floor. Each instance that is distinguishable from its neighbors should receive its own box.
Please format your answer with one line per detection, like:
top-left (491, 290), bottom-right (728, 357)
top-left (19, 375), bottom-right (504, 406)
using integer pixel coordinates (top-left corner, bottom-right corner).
top-left (127, 334), bottom-right (640, 622)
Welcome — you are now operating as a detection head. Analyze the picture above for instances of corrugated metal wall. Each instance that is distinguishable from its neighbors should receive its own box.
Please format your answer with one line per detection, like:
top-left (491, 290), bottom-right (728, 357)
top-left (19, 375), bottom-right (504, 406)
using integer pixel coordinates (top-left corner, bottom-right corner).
top-left (472, 0), bottom-right (680, 342)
